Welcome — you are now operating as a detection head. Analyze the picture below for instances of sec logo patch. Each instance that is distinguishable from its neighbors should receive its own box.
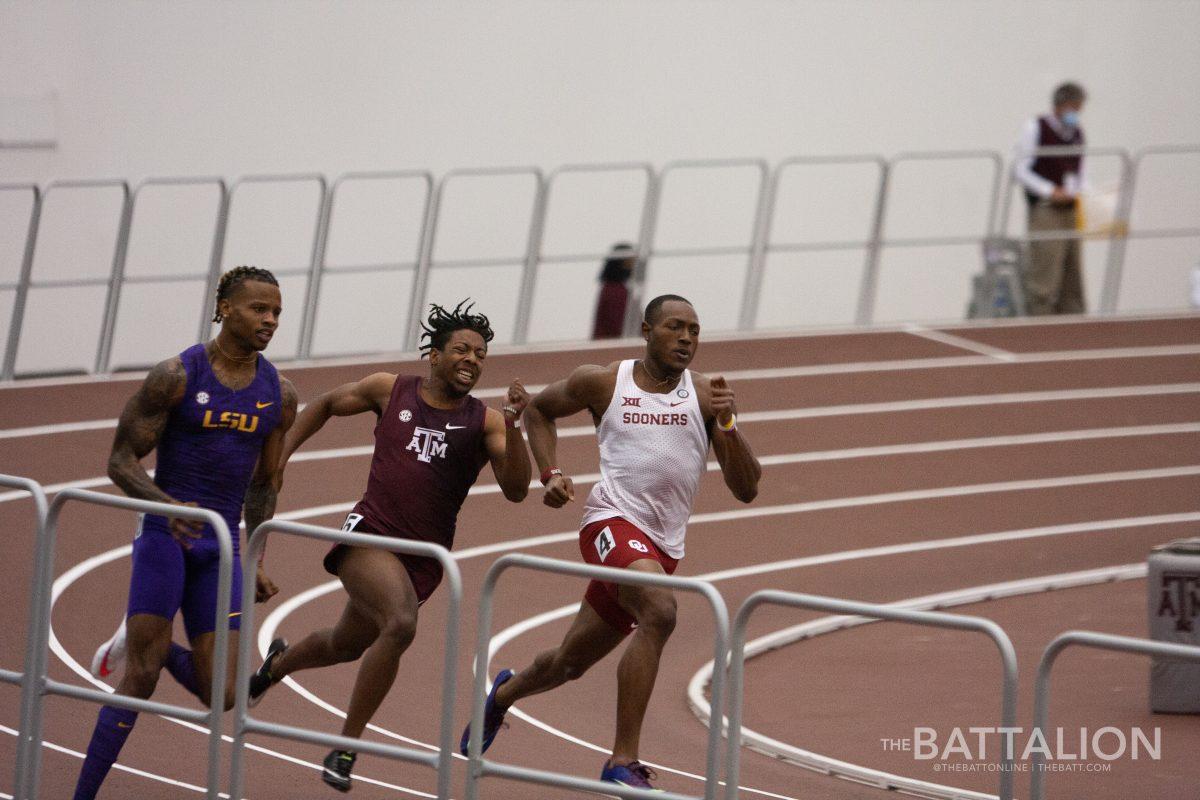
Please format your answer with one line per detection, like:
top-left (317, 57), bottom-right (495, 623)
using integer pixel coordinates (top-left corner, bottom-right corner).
top-left (195, 391), bottom-right (210, 405)
top-left (399, 409), bottom-right (413, 422)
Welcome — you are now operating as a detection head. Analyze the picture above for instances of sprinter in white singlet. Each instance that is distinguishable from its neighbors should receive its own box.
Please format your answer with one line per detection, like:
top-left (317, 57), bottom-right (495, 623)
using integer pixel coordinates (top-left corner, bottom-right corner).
top-left (458, 294), bottom-right (762, 792)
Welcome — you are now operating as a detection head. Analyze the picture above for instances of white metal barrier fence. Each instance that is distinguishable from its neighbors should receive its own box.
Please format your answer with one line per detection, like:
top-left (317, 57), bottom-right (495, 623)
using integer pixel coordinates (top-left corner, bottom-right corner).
top-left (3, 144), bottom-right (1197, 379)
top-left (463, 552), bottom-right (731, 800)
top-left (0, 475), bottom-right (48, 800)
top-left (722, 589), bottom-right (1020, 800)
top-left (228, 519), bottom-right (463, 800)
top-left (1029, 630), bottom-right (1200, 800)
top-left (2, 472), bottom-right (1195, 799)
top-left (14, 487), bottom-right (235, 800)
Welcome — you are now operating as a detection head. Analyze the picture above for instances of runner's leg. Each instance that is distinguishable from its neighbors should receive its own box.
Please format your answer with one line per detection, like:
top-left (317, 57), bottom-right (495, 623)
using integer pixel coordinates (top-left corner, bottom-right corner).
top-left (610, 558), bottom-right (676, 765)
top-left (335, 546), bottom-right (421, 738)
top-left (495, 600), bottom-right (626, 707)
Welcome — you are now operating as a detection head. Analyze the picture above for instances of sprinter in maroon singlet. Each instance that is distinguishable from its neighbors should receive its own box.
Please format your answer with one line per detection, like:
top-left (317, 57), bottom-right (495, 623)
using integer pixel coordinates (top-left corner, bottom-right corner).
top-left (248, 301), bottom-right (531, 792)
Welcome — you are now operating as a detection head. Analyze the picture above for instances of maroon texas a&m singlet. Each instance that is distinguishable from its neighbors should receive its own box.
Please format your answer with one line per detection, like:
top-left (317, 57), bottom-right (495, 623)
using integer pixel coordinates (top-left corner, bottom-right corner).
top-left (352, 375), bottom-right (489, 550)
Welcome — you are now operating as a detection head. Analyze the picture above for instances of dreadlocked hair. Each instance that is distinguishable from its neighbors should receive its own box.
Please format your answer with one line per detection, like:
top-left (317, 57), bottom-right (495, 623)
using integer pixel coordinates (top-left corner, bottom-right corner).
top-left (212, 266), bottom-right (279, 322)
top-left (418, 299), bottom-right (494, 357)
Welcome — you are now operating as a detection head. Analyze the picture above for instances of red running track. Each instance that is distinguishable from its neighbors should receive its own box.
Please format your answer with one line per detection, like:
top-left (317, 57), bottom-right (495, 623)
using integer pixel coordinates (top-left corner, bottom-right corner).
top-left (0, 314), bottom-right (1197, 799)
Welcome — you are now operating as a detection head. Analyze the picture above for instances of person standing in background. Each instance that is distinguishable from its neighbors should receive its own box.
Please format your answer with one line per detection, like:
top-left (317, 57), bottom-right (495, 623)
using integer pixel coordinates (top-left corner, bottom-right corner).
top-left (592, 242), bottom-right (637, 338)
top-left (1014, 82), bottom-right (1088, 315)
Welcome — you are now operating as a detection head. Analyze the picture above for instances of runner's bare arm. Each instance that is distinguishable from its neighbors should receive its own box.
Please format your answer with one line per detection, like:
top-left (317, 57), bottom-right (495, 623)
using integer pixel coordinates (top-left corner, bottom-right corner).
top-left (703, 374), bottom-right (761, 503)
top-left (524, 363), bottom-right (614, 508)
top-left (106, 357), bottom-right (204, 542)
top-left (277, 371), bottom-right (395, 475)
top-left (483, 380), bottom-right (532, 502)
top-left (244, 377), bottom-right (298, 602)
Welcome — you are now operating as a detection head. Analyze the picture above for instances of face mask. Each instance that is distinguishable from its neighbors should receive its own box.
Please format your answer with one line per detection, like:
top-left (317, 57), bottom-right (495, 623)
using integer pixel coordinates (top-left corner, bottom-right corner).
top-left (1061, 110), bottom-right (1081, 128)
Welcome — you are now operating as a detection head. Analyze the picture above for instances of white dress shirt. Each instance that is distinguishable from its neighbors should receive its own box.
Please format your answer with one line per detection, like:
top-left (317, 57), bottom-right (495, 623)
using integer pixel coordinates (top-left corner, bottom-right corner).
top-left (1014, 115), bottom-right (1088, 200)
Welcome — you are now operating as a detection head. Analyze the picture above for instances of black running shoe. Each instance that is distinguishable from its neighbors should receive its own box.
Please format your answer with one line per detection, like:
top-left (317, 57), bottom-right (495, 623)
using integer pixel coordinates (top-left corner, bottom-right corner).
top-left (322, 749), bottom-right (356, 792)
top-left (248, 637), bottom-right (288, 707)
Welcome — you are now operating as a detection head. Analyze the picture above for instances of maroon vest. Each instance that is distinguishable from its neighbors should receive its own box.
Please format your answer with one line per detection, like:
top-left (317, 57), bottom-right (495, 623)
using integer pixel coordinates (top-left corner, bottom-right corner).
top-left (353, 375), bottom-right (488, 549)
top-left (592, 281), bottom-right (629, 339)
top-left (1026, 116), bottom-right (1085, 204)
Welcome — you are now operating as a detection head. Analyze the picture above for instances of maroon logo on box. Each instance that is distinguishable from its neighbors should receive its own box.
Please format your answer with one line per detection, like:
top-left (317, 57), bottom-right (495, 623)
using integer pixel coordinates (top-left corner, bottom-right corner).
top-left (1158, 573), bottom-right (1200, 633)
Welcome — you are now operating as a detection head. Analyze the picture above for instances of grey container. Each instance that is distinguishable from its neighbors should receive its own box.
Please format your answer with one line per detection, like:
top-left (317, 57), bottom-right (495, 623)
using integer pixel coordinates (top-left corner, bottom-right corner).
top-left (1148, 536), bottom-right (1200, 713)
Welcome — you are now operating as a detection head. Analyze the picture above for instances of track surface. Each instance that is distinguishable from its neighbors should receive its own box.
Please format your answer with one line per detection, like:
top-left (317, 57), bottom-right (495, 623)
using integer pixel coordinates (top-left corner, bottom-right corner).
top-left (1, 315), bottom-right (1198, 799)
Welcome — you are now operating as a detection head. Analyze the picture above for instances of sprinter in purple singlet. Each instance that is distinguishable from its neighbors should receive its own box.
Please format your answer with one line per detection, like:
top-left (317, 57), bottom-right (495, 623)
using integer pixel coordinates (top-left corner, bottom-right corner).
top-left (73, 267), bottom-right (297, 800)
top-left (248, 300), bottom-right (532, 792)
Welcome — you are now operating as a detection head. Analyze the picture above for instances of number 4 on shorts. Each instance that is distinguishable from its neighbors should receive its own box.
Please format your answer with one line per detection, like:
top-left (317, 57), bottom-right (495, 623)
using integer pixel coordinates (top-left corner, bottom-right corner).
top-left (595, 526), bottom-right (615, 562)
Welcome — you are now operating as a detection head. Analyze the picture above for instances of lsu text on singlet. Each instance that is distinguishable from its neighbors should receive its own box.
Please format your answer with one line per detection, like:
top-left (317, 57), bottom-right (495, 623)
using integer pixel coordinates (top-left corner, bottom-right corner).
top-left (144, 343), bottom-right (282, 549)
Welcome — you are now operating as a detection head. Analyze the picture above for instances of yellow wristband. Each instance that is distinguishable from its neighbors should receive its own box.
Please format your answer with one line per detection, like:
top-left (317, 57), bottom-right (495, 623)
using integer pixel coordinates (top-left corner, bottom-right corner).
top-left (717, 414), bottom-right (737, 432)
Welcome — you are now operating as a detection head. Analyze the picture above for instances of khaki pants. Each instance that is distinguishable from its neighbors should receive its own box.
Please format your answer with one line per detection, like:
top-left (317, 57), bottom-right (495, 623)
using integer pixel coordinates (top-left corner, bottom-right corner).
top-left (1024, 201), bottom-right (1085, 315)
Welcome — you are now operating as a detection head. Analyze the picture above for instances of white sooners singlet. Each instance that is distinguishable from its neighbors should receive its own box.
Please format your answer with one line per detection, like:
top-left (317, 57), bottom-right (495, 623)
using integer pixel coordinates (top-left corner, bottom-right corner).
top-left (580, 359), bottom-right (708, 559)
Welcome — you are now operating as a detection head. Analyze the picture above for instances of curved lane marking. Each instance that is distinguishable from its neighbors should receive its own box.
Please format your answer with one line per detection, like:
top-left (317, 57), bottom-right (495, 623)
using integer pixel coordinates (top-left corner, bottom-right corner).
top-left (684, 564), bottom-right (1147, 800)
top-left (45, 457), bottom-right (1200, 793)
top-left (0, 721), bottom-right (215, 795)
top-left (476, 526), bottom-right (1189, 793)
top-left (46, 547), bottom-right (436, 799)
top-left (258, 511), bottom-right (1199, 797)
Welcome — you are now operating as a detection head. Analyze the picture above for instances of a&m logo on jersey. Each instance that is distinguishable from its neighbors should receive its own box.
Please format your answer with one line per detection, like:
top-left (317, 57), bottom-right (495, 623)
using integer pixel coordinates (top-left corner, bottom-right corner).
top-left (202, 409), bottom-right (260, 433)
top-left (1158, 572), bottom-right (1200, 632)
top-left (406, 426), bottom-right (448, 463)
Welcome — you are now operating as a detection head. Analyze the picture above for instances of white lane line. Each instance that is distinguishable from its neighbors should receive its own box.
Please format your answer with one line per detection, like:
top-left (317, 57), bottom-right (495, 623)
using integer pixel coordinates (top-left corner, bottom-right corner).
top-left (903, 324), bottom-right (1017, 361)
top-left (269, 438), bottom-right (1200, 528)
top-left (6, 393), bottom-right (1198, 506)
top-left (3, 340), bottom-right (1198, 440)
top-left (45, 551), bottom-right (437, 797)
top-left (733, 383), bottom-right (1200, 422)
top-left (0, 418), bottom-right (121, 439)
top-left (0, 722), bottom-right (217, 795)
top-left (480, 521), bottom-right (1190, 794)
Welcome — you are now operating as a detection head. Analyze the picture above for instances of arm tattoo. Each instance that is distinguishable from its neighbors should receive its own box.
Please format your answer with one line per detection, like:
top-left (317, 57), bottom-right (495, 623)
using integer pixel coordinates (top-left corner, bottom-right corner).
top-left (242, 481), bottom-right (277, 543)
top-left (107, 358), bottom-right (186, 502)
top-left (242, 377), bottom-right (297, 545)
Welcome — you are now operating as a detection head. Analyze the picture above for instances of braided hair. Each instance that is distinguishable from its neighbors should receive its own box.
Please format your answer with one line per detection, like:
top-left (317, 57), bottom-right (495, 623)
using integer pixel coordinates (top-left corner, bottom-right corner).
top-left (419, 299), bottom-right (494, 357)
top-left (212, 266), bottom-right (279, 322)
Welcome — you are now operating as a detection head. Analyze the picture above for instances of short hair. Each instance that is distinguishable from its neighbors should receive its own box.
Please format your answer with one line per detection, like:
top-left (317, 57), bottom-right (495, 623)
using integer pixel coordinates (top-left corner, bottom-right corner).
top-left (212, 266), bottom-right (279, 322)
top-left (419, 299), bottom-right (495, 357)
top-left (643, 294), bottom-right (692, 324)
top-left (1052, 82), bottom-right (1086, 107)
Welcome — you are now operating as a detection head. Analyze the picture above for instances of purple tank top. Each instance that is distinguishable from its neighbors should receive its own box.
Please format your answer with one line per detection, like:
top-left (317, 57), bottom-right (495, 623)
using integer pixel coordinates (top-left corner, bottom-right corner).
top-left (354, 375), bottom-right (488, 549)
top-left (146, 343), bottom-right (282, 548)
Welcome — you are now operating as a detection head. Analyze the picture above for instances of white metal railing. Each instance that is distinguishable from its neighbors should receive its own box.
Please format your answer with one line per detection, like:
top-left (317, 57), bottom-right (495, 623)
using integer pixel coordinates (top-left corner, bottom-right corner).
top-left (1028, 630), bottom-right (1200, 800)
top-left (464, 552), bottom-right (730, 800)
top-left (228, 520), bottom-right (463, 800)
top-left (2, 144), bottom-right (1198, 380)
top-left (2, 470), bottom-right (1197, 798)
top-left (17, 487), bottom-right (235, 800)
top-left (722, 589), bottom-right (1020, 800)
